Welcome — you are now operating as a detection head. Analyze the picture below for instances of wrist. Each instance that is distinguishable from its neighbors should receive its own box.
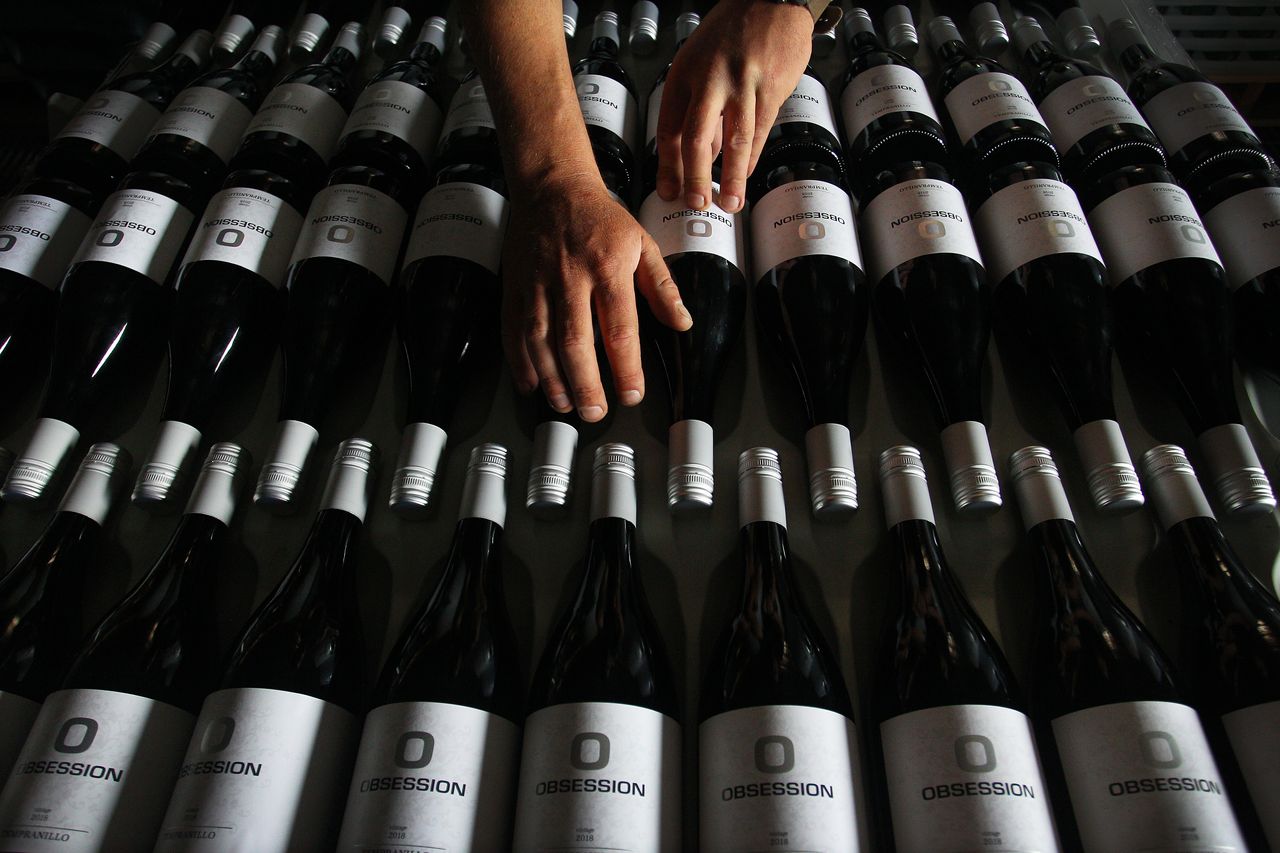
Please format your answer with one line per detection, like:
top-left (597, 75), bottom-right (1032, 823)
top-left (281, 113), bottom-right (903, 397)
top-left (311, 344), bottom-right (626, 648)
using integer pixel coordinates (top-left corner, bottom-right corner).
top-left (507, 157), bottom-right (606, 206)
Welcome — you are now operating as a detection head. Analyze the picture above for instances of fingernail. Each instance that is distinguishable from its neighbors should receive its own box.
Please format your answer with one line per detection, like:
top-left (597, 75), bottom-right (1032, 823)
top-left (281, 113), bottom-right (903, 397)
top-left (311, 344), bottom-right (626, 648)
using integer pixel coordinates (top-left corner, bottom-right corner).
top-left (579, 405), bottom-right (605, 422)
top-left (686, 192), bottom-right (706, 209)
top-left (550, 393), bottom-right (571, 412)
top-left (621, 389), bottom-right (642, 406)
top-left (676, 301), bottom-right (693, 325)
top-left (721, 194), bottom-right (741, 211)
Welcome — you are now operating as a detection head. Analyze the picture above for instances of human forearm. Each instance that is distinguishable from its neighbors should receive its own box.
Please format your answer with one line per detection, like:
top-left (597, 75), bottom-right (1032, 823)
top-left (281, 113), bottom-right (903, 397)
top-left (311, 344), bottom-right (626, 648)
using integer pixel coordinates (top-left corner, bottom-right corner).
top-left (459, 0), bottom-right (602, 200)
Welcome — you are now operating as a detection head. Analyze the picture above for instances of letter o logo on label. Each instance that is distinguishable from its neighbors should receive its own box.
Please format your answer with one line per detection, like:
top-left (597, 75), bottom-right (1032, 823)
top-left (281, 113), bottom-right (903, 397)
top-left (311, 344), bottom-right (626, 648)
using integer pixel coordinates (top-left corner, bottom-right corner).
top-left (0, 234), bottom-right (15, 252)
top-left (1193, 88), bottom-right (1219, 103)
top-left (989, 78), bottom-right (1013, 92)
top-left (800, 222), bottom-right (826, 240)
top-left (54, 718), bottom-right (98, 754)
top-left (96, 229), bottom-right (125, 248)
top-left (216, 228), bottom-right (245, 248)
top-left (954, 735), bottom-right (997, 773)
top-left (578, 82), bottom-right (601, 96)
top-left (686, 219), bottom-right (712, 238)
top-left (1081, 83), bottom-right (1106, 97)
top-left (327, 225), bottom-right (355, 244)
top-left (199, 716), bottom-right (236, 754)
top-left (570, 732), bottom-right (610, 771)
top-left (373, 87), bottom-right (393, 100)
top-left (1045, 220), bottom-right (1075, 238)
top-left (394, 731), bottom-right (435, 769)
top-left (468, 84), bottom-right (486, 101)
top-left (1180, 224), bottom-right (1206, 245)
top-left (754, 736), bottom-right (796, 774)
top-left (1139, 731), bottom-right (1182, 769)
top-left (918, 219), bottom-right (946, 239)
top-left (87, 96), bottom-right (110, 111)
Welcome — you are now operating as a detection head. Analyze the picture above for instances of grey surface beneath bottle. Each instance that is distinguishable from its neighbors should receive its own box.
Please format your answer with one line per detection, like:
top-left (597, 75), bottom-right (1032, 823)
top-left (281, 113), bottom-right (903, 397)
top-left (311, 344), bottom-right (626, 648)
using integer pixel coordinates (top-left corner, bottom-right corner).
top-left (0, 1), bottom-right (1273, 847)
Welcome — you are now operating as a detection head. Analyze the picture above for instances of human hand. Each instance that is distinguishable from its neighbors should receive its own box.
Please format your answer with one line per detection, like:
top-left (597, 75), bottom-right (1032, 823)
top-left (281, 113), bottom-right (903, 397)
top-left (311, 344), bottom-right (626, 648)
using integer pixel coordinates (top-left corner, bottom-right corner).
top-left (502, 168), bottom-right (693, 423)
top-left (655, 0), bottom-right (815, 213)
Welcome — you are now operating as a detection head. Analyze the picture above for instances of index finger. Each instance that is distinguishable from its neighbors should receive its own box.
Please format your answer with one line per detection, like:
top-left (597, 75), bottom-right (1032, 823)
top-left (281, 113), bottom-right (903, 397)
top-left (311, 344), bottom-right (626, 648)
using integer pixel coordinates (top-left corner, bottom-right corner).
top-left (655, 79), bottom-right (691, 202)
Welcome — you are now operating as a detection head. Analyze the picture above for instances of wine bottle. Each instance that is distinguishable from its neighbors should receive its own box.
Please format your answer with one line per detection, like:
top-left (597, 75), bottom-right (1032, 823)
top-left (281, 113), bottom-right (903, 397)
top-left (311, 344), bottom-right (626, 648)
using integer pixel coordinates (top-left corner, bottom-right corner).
top-left (574, 9), bottom-right (641, 202)
top-left (0, 444), bottom-right (127, 781)
top-left (761, 67), bottom-right (845, 179)
top-left (749, 160), bottom-right (867, 517)
top-left (1009, 445), bottom-right (1247, 852)
top-left (642, 11), bottom-right (700, 184)
top-left (871, 446), bottom-right (1059, 852)
top-left (1033, 0), bottom-right (1101, 58)
top-left (638, 172), bottom-right (747, 512)
top-left (699, 447), bottom-right (869, 851)
top-left (130, 25), bottom-right (285, 201)
top-left (389, 164), bottom-right (507, 514)
top-left (254, 167), bottom-right (410, 509)
top-left (2, 170), bottom-right (202, 503)
top-left (231, 21), bottom-right (366, 198)
top-left (837, 7), bottom-right (948, 197)
top-left (333, 15), bottom-right (450, 200)
top-left (107, 5), bottom-right (181, 80)
top-left (291, 0), bottom-right (373, 62)
top-left (133, 168), bottom-right (311, 506)
top-left (1109, 19), bottom-right (1274, 185)
top-left (629, 0), bottom-right (661, 56)
top-left (861, 160), bottom-right (1000, 512)
top-left (927, 15), bottom-right (1059, 170)
top-left (1010, 16), bottom-right (1165, 183)
top-left (0, 177), bottom-right (102, 400)
top-left (1188, 168), bottom-right (1280, 377)
top-left (33, 28), bottom-right (214, 201)
top-left (525, 398), bottom-right (580, 515)
top-left (968, 1), bottom-right (1009, 56)
top-left (154, 439), bottom-right (375, 851)
top-left (338, 443), bottom-right (522, 850)
top-left (213, 0), bottom-right (301, 58)
top-left (511, 443), bottom-right (682, 851)
top-left (562, 0), bottom-right (580, 43)
top-left (373, 0), bottom-right (437, 58)
top-left (434, 69), bottom-right (501, 173)
top-left (1142, 444), bottom-right (1280, 852)
top-left (1081, 163), bottom-right (1275, 513)
top-left (974, 160), bottom-right (1143, 511)
top-left (0, 444), bottom-right (248, 850)
top-left (881, 2), bottom-right (922, 57)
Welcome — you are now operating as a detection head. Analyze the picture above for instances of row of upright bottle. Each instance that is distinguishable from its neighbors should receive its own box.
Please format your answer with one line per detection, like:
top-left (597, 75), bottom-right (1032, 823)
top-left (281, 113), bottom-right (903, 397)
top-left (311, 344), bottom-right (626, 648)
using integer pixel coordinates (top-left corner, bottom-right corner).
top-left (2, 421), bottom-right (1278, 852)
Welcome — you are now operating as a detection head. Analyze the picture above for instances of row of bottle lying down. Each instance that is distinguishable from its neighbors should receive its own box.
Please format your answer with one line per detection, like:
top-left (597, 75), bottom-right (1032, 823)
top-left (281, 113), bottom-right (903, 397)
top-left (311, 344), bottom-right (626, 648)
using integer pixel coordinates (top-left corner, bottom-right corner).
top-left (0, 427), bottom-right (1277, 852)
top-left (1, 5), bottom-right (1277, 547)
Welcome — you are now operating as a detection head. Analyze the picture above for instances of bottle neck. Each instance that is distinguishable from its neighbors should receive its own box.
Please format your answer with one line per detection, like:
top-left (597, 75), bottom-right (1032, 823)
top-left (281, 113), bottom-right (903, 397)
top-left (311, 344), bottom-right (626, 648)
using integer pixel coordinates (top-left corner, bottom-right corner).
top-left (1024, 38), bottom-right (1057, 67)
top-left (296, 507), bottom-right (363, 588)
top-left (849, 29), bottom-right (882, 53)
top-left (936, 38), bottom-right (970, 63)
top-left (409, 42), bottom-right (443, 64)
top-left (1119, 43), bottom-right (1155, 73)
top-left (431, 517), bottom-right (503, 613)
top-left (580, 516), bottom-right (638, 607)
top-left (590, 35), bottom-right (620, 59)
top-left (237, 50), bottom-right (277, 80)
top-left (739, 522), bottom-right (796, 613)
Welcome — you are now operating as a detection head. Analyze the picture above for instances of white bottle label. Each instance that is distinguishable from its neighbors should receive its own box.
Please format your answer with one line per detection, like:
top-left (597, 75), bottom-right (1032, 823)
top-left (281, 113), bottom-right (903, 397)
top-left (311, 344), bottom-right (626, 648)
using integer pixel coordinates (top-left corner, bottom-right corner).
top-left (341, 79), bottom-right (444, 162)
top-left (289, 183), bottom-right (408, 285)
top-left (699, 704), bottom-right (868, 853)
top-left (55, 88), bottom-right (162, 163)
top-left (751, 179), bottom-right (863, 278)
top-left (974, 178), bottom-right (1103, 284)
top-left (0, 194), bottom-right (93, 289)
top-left (1222, 699), bottom-right (1280, 851)
top-left (645, 81), bottom-right (665, 152)
top-left (1051, 700), bottom-right (1246, 853)
top-left (0, 688), bottom-right (194, 852)
top-left (511, 701), bottom-right (682, 853)
top-left (577, 74), bottom-right (638, 151)
top-left (336, 700), bottom-right (522, 853)
top-left (1202, 185), bottom-right (1280, 289)
top-left (154, 687), bottom-right (360, 852)
top-left (404, 181), bottom-right (509, 275)
top-left (1038, 75), bottom-right (1151, 154)
top-left (879, 704), bottom-right (1060, 853)
top-left (72, 188), bottom-right (195, 285)
top-left (775, 74), bottom-right (840, 141)
top-left (639, 188), bottom-right (745, 271)
top-left (245, 82), bottom-right (348, 164)
top-left (840, 63), bottom-right (941, 143)
top-left (861, 178), bottom-right (984, 283)
top-left (0, 690), bottom-right (40, 780)
top-left (440, 80), bottom-right (496, 139)
top-left (148, 86), bottom-right (254, 165)
top-left (180, 187), bottom-right (304, 287)
top-left (944, 72), bottom-right (1048, 146)
top-left (1087, 182), bottom-right (1222, 284)
top-left (1142, 81), bottom-right (1256, 158)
